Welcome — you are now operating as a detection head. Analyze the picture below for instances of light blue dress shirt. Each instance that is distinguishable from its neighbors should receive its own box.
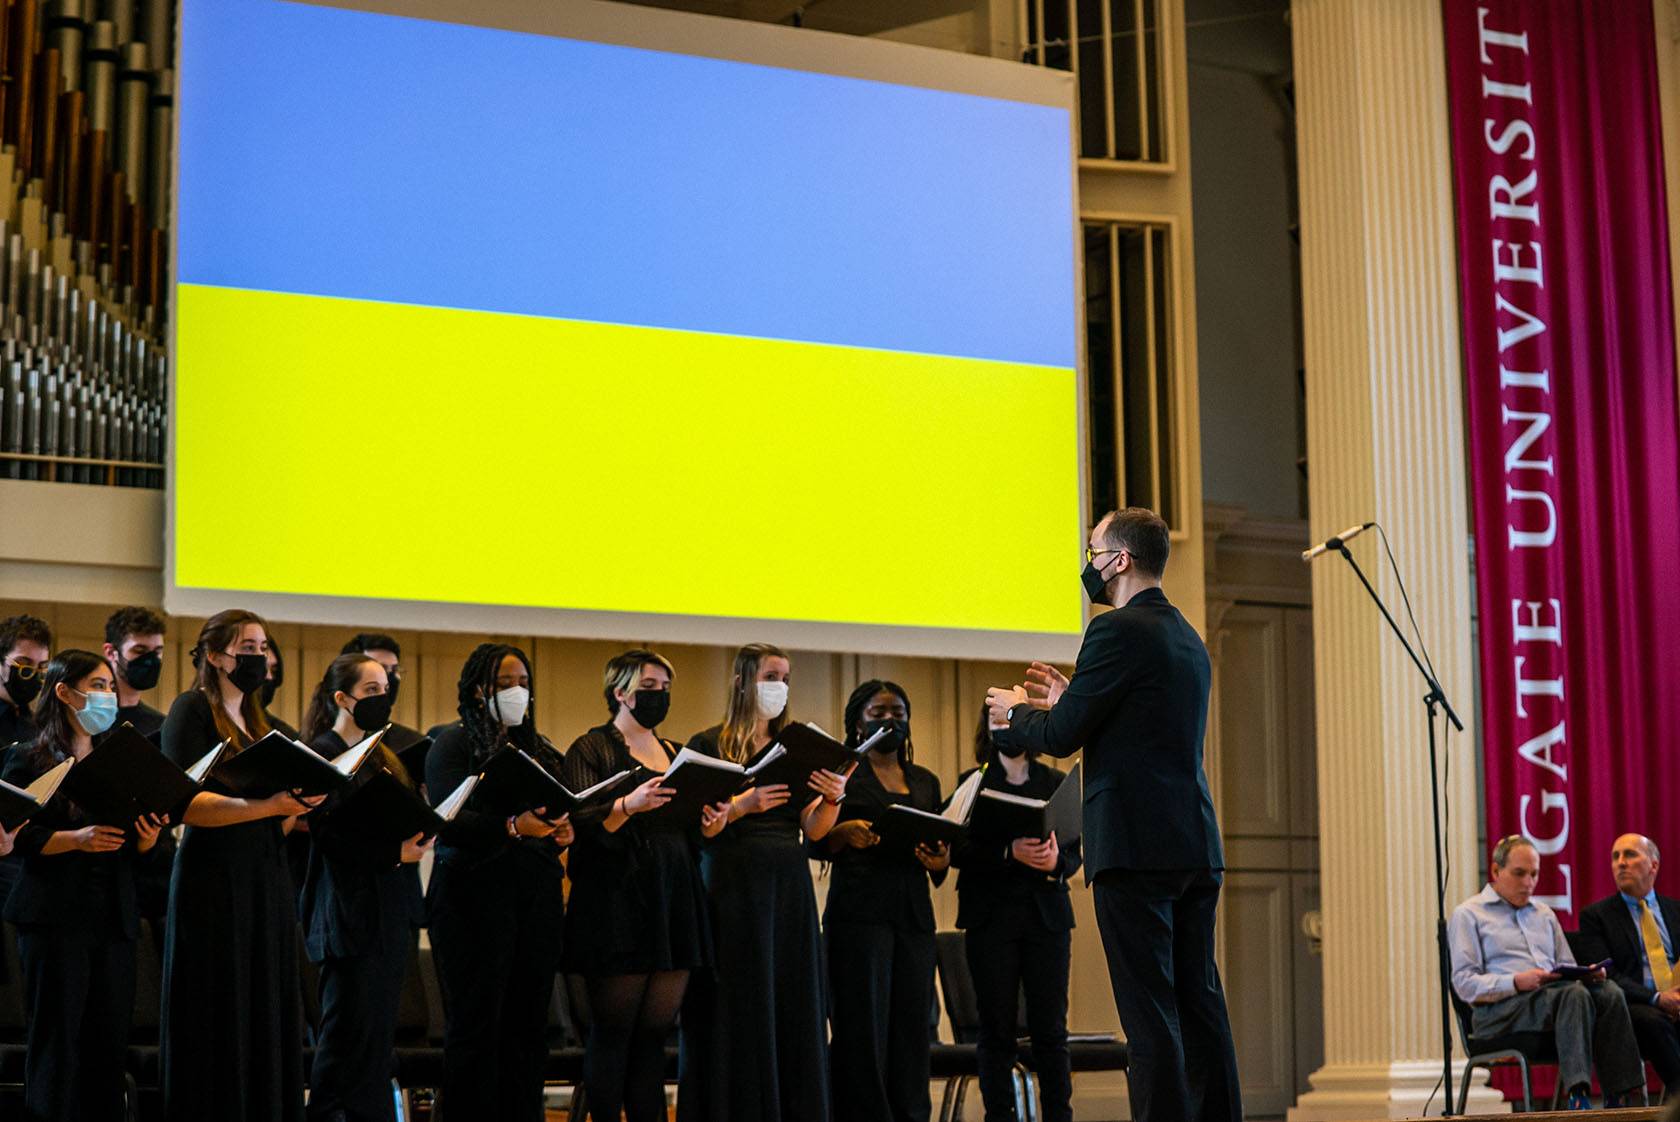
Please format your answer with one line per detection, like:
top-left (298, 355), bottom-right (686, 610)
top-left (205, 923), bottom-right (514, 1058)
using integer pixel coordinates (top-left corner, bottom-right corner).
top-left (1449, 883), bottom-right (1577, 1004)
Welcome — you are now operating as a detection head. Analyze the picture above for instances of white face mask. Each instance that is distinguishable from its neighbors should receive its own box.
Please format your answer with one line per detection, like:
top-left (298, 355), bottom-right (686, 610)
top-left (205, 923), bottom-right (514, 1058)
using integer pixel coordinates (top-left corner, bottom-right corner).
top-left (489, 685), bottom-right (530, 728)
top-left (755, 680), bottom-right (789, 720)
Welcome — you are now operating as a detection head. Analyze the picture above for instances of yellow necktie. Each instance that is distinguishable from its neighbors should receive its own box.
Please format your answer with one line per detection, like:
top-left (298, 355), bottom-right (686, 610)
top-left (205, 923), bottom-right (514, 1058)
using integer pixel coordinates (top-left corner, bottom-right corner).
top-left (1640, 899), bottom-right (1673, 992)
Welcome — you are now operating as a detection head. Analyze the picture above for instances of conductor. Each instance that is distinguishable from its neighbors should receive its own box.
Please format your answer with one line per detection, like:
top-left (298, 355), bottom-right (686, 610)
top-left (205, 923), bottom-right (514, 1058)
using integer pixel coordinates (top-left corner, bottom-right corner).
top-left (986, 506), bottom-right (1240, 1122)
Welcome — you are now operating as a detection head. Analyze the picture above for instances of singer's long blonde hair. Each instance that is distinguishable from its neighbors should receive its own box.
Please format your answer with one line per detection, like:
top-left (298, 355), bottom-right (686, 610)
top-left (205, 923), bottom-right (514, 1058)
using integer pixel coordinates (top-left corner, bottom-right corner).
top-left (717, 643), bottom-right (790, 764)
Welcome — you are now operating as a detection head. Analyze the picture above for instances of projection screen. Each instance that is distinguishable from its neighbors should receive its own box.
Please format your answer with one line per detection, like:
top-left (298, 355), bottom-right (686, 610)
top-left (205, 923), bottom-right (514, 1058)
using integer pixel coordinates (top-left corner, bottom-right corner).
top-left (168, 0), bottom-right (1084, 660)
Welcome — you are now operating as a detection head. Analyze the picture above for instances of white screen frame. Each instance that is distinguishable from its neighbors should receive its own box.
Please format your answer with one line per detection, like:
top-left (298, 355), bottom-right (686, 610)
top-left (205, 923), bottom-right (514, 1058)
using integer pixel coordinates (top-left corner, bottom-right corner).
top-left (165, 0), bottom-right (1088, 662)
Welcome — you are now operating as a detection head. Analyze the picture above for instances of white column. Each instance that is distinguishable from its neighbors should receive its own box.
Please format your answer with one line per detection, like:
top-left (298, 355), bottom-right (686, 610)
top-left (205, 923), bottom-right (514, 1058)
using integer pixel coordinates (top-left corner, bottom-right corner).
top-left (1288, 1), bottom-right (1503, 1117)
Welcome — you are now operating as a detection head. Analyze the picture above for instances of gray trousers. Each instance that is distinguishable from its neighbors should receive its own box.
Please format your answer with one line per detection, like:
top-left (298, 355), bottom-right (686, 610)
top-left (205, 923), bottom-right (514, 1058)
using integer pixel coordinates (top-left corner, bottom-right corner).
top-left (1471, 980), bottom-right (1644, 1094)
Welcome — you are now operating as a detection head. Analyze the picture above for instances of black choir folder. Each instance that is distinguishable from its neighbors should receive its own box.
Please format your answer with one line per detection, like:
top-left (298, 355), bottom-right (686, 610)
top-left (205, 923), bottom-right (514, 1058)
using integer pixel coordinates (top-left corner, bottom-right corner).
top-left (330, 768), bottom-right (477, 844)
top-left (394, 735), bottom-right (434, 787)
top-left (0, 758), bottom-right (72, 830)
top-left (472, 747), bottom-right (641, 820)
top-left (59, 723), bottom-right (201, 826)
top-left (630, 748), bottom-right (754, 830)
top-left (204, 728), bottom-right (383, 799)
top-left (864, 766), bottom-right (980, 850)
top-left (966, 761), bottom-right (1083, 845)
top-left (743, 722), bottom-right (884, 791)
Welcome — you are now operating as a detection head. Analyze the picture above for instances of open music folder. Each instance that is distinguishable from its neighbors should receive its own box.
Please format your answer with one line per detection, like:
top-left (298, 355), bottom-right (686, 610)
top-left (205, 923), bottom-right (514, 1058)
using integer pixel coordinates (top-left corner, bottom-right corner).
top-left (966, 761), bottom-right (1083, 844)
top-left (60, 722), bottom-right (202, 826)
top-left (0, 758), bottom-right (72, 831)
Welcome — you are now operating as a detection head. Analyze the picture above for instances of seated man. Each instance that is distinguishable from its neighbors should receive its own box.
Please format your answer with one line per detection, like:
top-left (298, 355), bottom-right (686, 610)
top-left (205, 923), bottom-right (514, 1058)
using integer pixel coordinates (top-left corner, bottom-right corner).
top-left (1449, 835), bottom-right (1644, 1109)
top-left (1577, 834), bottom-right (1680, 1092)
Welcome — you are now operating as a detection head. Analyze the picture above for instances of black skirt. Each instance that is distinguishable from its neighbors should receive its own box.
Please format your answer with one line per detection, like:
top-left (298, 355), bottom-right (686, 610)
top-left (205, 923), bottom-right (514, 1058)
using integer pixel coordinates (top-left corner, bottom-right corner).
top-left (678, 828), bottom-right (830, 1122)
top-left (562, 826), bottom-right (710, 976)
top-left (161, 819), bottom-right (305, 1122)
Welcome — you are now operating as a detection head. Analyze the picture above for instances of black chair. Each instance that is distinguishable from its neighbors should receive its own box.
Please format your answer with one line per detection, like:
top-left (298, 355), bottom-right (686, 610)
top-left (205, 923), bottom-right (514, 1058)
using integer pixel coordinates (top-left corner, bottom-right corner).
top-left (1450, 988), bottom-right (1563, 1113)
top-left (391, 940), bottom-right (442, 1122)
top-left (933, 930), bottom-right (1041, 1122)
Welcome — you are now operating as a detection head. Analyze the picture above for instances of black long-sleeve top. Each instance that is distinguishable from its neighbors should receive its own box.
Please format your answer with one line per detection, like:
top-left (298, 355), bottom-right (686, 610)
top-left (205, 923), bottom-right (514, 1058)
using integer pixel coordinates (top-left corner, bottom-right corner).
top-left (950, 762), bottom-right (1081, 932)
top-left (425, 720), bottom-right (566, 877)
top-left (820, 757), bottom-right (947, 933)
top-left (297, 730), bottom-right (424, 961)
top-left (688, 724), bottom-right (804, 845)
top-left (0, 739), bottom-right (153, 938)
top-left (560, 723), bottom-right (680, 875)
top-left (116, 701), bottom-right (165, 741)
top-left (160, 688), bottom-right (286, 850)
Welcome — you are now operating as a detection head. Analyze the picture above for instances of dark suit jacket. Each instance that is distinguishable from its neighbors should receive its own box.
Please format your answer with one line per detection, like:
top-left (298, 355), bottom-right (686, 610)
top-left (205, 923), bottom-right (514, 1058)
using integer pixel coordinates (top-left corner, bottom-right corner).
top-left (951, 762), bottom-right (1081, 931)
top-left (1576, 891), bottom-right (1680, 1005)
top-left (1000, 587), bottom-right (1221, 879)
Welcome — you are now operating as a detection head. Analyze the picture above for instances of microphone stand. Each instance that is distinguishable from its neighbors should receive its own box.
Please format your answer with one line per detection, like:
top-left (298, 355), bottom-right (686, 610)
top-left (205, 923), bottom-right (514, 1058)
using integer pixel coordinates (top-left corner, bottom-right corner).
top-left (1326, 538), bottom-right (1465, 1117)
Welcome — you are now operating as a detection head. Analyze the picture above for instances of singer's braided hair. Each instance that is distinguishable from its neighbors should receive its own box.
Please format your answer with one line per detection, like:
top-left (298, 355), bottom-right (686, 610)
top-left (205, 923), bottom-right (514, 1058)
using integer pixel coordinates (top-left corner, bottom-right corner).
top-left (456, 642), bottom-right (537, 765)
top-left (843, 679), bottom-right (912, 767)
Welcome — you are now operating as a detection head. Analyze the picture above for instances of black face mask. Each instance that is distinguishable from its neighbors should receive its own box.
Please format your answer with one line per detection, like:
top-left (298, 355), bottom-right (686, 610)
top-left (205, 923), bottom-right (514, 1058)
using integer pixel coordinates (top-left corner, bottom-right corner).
top-left (995, 738), bottom-right (1027, 760)
top-left (4, 664), bottom-right (41, 707)
top-left (861, 718), bottom-right (909, 753)
top-left (121, 650), bottom-right (163, 692)
top-left (347, 693), bottom-right (394, 733)
top-left (384, 672), bottom-right (400, 707)
top-left (225, 653), bottom-right (269, 697)
top-left (629, 689), bottom-right (670, 729)
top-left (1081, 560), bottom-right (1111, 605)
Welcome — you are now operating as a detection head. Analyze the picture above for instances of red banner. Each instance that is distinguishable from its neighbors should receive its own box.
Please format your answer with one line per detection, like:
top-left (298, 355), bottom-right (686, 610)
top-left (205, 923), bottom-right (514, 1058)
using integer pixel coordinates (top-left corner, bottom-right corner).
top-left (1443, 0), bottom-right (1680, 919)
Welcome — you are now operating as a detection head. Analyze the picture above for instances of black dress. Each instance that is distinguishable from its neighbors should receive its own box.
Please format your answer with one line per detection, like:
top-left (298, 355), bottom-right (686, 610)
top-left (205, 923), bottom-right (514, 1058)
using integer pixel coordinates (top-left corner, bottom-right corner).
top-left (951, 762), bottom-right (1082, 1122)
top-left (300, 729), bottom-right (425, 1122)
top-left (424, 721), bottom-right (568, 1122)
top-left (559, 724), bottom-right (711, 977)
top-left (821, 757), bottom-right (946, 1122)
top-left (2, 740), bottom-right (155, 1122)
top-left (676, 726), bottom-right (829, 1122)
top-left (159, 690), bottom-right (306, 1122)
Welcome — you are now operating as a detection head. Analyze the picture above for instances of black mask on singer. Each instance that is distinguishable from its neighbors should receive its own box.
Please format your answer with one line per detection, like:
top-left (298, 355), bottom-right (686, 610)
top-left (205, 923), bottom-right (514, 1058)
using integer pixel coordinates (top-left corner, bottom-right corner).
top-left (225, 653), bottom-right (269, 697)
top-left (630, 689), bottom-right (670, 729)
top-left (4, 665), bottom-right (41, 707)
top-left (861, 718), bottom-right (909, 753)
top-left (121, 650), bottom-right (163, 692)
top-left (348, 694), bottom-right (394, 733)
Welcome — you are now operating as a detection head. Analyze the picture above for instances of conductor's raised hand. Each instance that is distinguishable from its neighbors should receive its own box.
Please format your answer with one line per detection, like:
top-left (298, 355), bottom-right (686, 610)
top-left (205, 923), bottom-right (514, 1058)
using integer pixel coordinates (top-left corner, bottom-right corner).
top-left (700, 800), bottom-right (732, 838)
top-left (622, 776), bottom-right (675, 816)
top-left (1024, 662), bottom-right (1070, 709)
top-left (735, 783), bottom-right (790, 816)
top-left (830, 819), bottom-right (879, 850)
top-left (985, 686), bottom-right (1027, 728)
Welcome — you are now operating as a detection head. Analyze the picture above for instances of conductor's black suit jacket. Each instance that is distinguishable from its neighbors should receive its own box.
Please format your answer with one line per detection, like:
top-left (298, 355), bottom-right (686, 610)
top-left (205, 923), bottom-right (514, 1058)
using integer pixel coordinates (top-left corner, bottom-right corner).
top-left (1576, 891), bottom-right (1680, 1006)
top-left (999, 587), bottom-right (1221, 879)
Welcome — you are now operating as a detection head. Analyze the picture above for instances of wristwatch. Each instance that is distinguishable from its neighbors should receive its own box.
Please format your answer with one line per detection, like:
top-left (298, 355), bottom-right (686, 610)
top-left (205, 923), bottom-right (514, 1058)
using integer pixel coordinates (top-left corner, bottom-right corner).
top-left (1006, 705), bottom-right (1017, 722)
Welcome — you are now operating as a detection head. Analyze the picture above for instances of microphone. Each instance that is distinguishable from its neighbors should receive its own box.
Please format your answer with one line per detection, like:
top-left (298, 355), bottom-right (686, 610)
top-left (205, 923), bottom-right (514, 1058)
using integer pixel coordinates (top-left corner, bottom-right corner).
top-left (1301, 521), bottom-right (1375, 563)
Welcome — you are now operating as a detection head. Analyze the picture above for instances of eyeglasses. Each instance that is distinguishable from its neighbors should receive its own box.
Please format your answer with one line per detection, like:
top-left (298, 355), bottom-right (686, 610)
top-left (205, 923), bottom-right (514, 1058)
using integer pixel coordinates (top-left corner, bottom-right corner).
top-left (3, 661), bottom-right (42, 679)
top-left (1084, 547), bottom-right (1128, 565)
